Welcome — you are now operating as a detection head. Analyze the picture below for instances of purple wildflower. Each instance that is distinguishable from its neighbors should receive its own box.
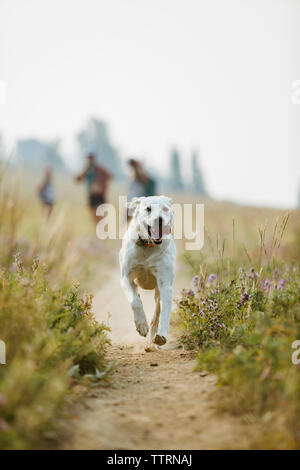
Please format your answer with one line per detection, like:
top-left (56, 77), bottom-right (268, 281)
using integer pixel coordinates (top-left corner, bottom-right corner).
top-left (273, 268), bottom-right (280, 280)
top-left (277, 279), bottom-right (287, 290)
top-left (192, 275), bottom-right (200, 287)
top-left (237, 291), bottom-right (250, 308)
top-left (207, 273), bottom-right (217, 283)
top-left (247, 267), bottom-right (258, 279)
top-left (262, 279), bottom-right (272, 292)
top-left (183, 289), bottom-right (195, 296)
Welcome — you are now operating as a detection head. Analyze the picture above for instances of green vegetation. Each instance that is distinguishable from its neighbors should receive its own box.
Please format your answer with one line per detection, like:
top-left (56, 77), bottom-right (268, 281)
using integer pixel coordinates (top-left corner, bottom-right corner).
top-left (1, 160), bottom-right (299, 449)
top-left (175, 212), bottom-right (300, 449)
top-left (0, 168), bottom-right (110, 449)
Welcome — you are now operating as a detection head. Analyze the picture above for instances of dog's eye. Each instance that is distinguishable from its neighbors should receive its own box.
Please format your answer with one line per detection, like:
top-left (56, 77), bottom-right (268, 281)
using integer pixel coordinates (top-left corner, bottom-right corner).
top-left (146, 206), bottom-right (151, 212)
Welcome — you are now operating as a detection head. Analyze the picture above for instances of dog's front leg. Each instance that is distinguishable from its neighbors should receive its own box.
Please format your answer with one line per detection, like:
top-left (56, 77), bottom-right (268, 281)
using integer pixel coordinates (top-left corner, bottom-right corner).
top-left (150, 285), bottom-right (161, 342)
top-left (154, 279), bottom-right (173, 345)
top-left (120, 272), bottom-right (149, 337)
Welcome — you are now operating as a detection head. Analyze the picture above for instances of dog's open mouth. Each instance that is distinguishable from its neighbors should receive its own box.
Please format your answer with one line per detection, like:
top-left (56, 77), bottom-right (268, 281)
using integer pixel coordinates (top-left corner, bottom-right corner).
top-left (147, 224), bottom-right (163, 244)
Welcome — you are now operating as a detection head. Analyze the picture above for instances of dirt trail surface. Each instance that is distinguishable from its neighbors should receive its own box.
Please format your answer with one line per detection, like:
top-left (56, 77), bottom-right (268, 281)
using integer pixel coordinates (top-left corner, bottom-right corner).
top-left (60, 268), bottom-right (255, 449)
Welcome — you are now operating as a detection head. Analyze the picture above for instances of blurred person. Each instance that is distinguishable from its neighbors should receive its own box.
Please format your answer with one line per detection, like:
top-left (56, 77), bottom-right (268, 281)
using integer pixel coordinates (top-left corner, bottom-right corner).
top-left (128, 158), bottom-right (156, 200)
top-left (75, 152), bottom-right (112, 225)
top-left (127, 158), bottom-right (156, 223)
top-left (37, 166), bottom-right (55, 220)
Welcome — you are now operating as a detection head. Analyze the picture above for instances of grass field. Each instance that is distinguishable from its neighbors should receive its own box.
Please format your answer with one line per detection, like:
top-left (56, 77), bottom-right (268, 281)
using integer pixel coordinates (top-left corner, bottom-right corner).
top-left (0, 165), bottom-right (299, 449)
top-left (0, 167), bottom-right (112, 449)
top-left (174, 204), bottom-right (300, 449)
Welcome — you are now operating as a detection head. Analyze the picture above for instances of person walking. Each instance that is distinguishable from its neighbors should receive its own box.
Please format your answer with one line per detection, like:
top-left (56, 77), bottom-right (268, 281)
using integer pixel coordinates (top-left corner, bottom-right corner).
top-left (127, 158), bottom-right (156, 222)
top-left (37, 166), bottom-right (55, 220)
top-left (128, 159), bottom-right (156, 200)
top-left (75, 152), bottom-right (112, 225)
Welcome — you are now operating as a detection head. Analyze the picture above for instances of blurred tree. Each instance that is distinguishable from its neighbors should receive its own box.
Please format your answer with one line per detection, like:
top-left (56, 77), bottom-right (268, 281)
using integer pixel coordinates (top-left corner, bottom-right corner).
top-left (169, 148), bottom-right (184, 190)
top-left (16, 139), bottom-right (67, 171)
top-left (191, 150), bottom-right (207, 196)
top-left (298, 182), bottom-right (300, 208)
top-left (77, 118), bottom-right (124, 179)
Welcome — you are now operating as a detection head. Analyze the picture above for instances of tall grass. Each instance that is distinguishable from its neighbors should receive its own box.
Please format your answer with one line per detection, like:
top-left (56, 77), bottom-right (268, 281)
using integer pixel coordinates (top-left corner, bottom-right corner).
top-left (0, 163), bottom-right (110, 449)
top-left (174, 212), bottom-right (300, 449)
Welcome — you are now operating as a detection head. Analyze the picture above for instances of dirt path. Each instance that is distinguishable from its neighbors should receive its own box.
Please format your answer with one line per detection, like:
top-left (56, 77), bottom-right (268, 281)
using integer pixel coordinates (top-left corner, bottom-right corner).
top-left (60, 268), bottom-right (255, 449)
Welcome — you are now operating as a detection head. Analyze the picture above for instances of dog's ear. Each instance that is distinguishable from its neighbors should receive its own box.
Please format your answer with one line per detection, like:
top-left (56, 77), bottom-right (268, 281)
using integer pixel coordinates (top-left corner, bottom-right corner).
top-left (127, 197), bottom-right (141, 209)
top-left (127, 197), bottom-right (141, 216)
top-left (158, 195), bottom-right (172, 206)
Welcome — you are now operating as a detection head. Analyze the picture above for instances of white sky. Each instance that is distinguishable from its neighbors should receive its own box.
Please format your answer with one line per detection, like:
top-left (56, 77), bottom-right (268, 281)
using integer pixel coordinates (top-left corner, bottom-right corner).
top-left (0, 0), bottom-right (299, 208)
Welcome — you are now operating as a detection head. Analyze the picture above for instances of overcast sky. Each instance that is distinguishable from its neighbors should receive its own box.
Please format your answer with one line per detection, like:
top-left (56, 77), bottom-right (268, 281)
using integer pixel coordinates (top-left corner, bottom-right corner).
top-left (0, 0), bottom-right (299, 208)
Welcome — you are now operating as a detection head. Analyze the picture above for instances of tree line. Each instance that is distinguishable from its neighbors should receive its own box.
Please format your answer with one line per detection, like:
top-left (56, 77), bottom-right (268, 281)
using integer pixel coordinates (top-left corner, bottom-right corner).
top-left (1, 118), bottom-right (208, 196)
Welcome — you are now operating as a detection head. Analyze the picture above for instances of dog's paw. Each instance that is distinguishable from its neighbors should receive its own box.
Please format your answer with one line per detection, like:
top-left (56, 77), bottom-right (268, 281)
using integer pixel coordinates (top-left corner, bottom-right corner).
top-left (153, 334), bottom-right (167, 346)
top-left (135, 319), bottom-right (149, 337)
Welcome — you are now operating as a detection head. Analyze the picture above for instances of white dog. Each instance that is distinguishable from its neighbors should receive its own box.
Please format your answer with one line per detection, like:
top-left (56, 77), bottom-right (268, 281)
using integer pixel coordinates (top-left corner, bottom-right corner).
top-left (119, 195), bottom-right (176, 346)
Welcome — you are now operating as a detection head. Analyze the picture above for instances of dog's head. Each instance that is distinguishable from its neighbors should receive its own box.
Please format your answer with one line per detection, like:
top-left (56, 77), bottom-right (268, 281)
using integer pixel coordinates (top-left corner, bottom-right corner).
top-left (128, 195), bottom-right (173, 245)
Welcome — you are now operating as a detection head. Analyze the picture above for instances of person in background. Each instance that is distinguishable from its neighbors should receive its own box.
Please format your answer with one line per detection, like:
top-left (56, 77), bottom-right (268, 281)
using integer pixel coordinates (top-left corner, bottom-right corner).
top-left (128, 159), bottom-right (156, 199)
top-left (127, 158), bottom-right (156, 222)
top-left (75, 152), bottom-right (112, 225)
top-left (37, 166), bottom-right (55, 220)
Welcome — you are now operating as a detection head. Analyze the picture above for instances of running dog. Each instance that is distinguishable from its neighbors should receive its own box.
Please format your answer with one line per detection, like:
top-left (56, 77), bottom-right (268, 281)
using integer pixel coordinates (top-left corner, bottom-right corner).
top-left (119, 195), bottom-right (176, 346)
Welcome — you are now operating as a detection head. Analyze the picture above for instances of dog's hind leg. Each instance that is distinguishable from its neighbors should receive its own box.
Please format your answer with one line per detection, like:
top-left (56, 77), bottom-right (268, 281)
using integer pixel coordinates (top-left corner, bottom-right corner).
top-left (150, 286), bottom-right (161, 342)
top-left (120, 273), bottom-right (149, 337)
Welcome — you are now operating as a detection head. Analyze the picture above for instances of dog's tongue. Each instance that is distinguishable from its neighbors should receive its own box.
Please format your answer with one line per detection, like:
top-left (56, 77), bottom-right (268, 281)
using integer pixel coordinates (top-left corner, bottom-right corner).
top-left (151, 224), bottom-right (171, 239)
top-left (151, 227), bottom-right (161, 239)
top-left (162, 225), bottom-right (171, 235)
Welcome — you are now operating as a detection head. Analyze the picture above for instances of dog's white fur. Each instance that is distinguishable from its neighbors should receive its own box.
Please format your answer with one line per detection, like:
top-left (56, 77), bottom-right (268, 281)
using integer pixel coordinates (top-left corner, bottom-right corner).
top-left (119, 195), bottom-right (176, 346)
